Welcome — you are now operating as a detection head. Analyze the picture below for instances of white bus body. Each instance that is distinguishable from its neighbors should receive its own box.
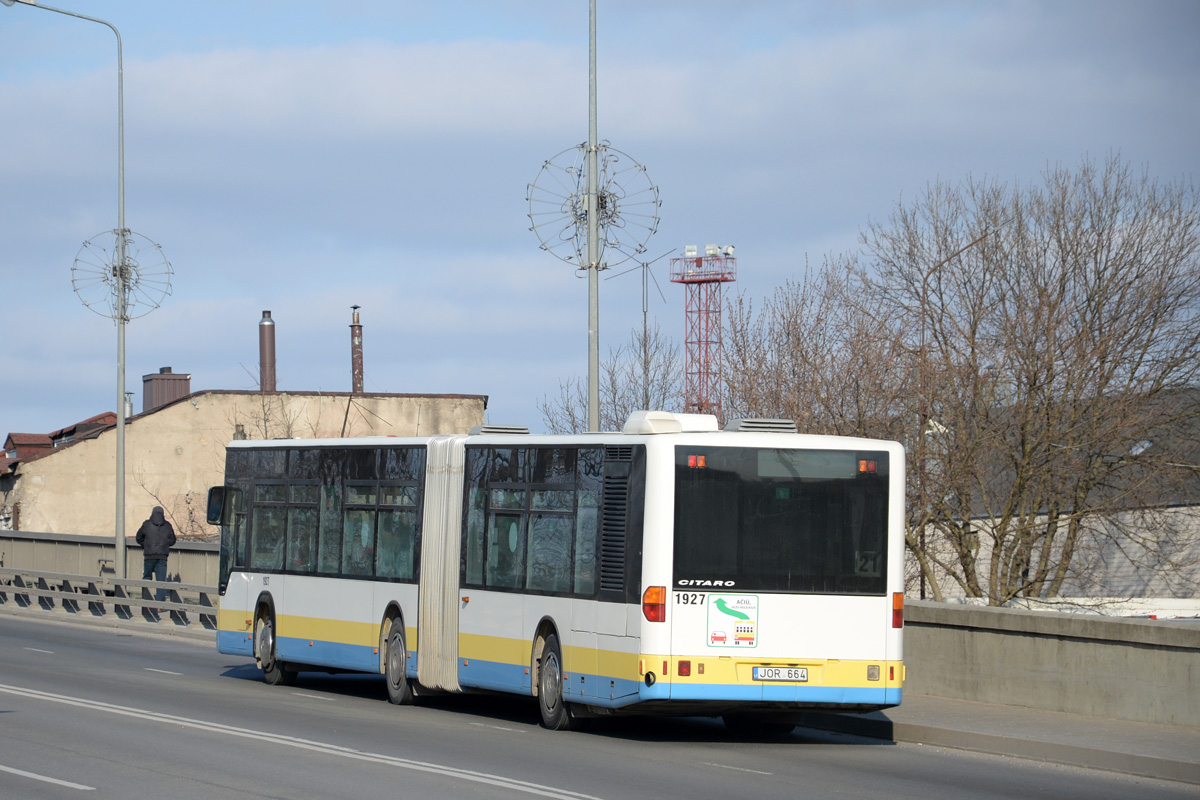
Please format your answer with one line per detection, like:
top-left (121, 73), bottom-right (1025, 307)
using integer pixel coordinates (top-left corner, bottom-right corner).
top-left (210, 412), bottom-right (905, 730)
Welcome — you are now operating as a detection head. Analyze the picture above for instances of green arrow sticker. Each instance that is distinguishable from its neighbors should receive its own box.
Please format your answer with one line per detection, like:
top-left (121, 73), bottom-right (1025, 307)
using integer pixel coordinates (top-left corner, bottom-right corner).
top-left (714, 597), bottom-right (750, 620)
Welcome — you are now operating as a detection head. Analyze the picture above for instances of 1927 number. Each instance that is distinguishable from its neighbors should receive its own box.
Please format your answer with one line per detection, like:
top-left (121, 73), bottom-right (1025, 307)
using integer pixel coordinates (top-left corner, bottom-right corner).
top-left (675, 592), bottom-right (705, 605)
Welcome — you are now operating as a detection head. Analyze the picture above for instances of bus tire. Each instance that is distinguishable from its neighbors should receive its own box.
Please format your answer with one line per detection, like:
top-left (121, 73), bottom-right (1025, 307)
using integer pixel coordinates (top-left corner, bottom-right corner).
top-left (385, 626), bottom-right (414, 705)
top-left (255, 612), bottom-right (296, 687)
top-left (537, 633), bottom-right (579, 731)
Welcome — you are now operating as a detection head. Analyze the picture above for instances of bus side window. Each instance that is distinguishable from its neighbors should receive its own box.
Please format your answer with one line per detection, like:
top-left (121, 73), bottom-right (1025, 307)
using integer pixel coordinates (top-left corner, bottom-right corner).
top-left (575, 447), bottom-right (603, 595)
top-left (316, 450), bottom-right (345, 574)
top-left (376, 485), bottom-right (418, 580)
top-left (527, 513), bottom-right (572, 593)
top-left (465, 485), bottom-right (486, 585)
top-left (250, 484), bottom-right (286, 571)
top-left (343, 493), bottom-right (376, 577)
top-left (287, 484), bottom-right (319, 574)
top-left (486, 510), bottom-right (525, 589)
top-left (216, 485), bottom-right (246, 592)
top-left (574, 489), bottom-right (598, 595)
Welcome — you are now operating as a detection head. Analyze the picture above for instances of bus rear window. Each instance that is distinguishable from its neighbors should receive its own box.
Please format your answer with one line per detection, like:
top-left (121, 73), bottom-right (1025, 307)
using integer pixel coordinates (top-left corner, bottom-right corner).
top-left (673, 446), bottom-right (889, 595)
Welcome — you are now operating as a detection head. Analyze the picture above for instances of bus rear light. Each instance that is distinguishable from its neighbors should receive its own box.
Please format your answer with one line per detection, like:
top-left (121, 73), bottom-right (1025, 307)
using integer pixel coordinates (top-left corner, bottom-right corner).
top-left (889, 666), bottom-right (895, 681)
top-left (859, 459), bottom-right (877, 473)
top-left (892, 592), bottom-right (904, 628)
top-left (643, 586), bottom-right (667, 622)
top-left (678, 660), bottom-right (691, 677)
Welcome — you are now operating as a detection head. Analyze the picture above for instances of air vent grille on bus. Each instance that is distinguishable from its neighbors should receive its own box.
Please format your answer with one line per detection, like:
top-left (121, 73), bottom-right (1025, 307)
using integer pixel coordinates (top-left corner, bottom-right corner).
top-left (722, 418), bottom-right (798, 433)
top-left (600, 473), bottom-right (629, 592)
top-left (605, 445), bottom-right (633, 462)
top-left (467, 425), bottom-right (530, 435)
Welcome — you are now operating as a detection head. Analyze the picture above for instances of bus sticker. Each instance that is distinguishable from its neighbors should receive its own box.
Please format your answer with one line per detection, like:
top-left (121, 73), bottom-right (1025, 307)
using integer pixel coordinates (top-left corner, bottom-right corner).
top-left (708, 594), bottom-right (758, 648)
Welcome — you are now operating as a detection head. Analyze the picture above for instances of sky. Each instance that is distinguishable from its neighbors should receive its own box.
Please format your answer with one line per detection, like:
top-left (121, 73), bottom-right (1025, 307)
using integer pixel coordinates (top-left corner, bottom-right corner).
top-left (2, 0), bottom-right (1198, 437)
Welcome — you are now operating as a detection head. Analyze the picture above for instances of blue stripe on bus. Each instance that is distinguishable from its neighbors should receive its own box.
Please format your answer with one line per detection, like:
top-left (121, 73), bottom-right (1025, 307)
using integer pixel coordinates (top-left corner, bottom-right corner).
top-left (220, 631), bottom-right (904, 711)
top-left (217, 629), bottom-right (254, 657)
top-left (220, 631), bottom-right (424, 678)
top-left (458, 657), bottom-right (533, 694)
top-left (277, 636), bottom-right (378, 672)
top-left (666, 682), bottom-right (899, 705)
top-left (457, 660), bottom-right (647, 707)
top-left (564, 674), bottom-right (645, 706)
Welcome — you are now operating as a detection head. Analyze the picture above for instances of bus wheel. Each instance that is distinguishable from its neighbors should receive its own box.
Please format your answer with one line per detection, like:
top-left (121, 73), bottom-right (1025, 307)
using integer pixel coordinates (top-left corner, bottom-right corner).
top-left (255, 613), bottom-right (296, 687)
top-left (537, 633), bottom-right (578, 731)
top-left (385, 626), bottom-right (414, 705)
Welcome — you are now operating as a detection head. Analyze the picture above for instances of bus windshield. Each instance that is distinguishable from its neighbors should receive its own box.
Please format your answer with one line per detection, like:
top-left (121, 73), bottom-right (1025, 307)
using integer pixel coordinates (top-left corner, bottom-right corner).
top-left (673, 446), bottom-right (889, 595)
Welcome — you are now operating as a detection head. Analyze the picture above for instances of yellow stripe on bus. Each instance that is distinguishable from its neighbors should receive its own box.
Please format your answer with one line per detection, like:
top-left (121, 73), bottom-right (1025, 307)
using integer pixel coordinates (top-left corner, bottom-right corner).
top-left (219, 608), bottom-right (414, 651)
top-left (639, 655), bottom-right (905, 688)
top-left (458, 632), bottom-right (531, 666)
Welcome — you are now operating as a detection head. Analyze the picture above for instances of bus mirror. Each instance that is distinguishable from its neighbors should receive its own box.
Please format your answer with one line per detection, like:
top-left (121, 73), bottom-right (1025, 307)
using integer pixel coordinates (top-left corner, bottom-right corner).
top-left (206, 487), bottom-right (226, 526)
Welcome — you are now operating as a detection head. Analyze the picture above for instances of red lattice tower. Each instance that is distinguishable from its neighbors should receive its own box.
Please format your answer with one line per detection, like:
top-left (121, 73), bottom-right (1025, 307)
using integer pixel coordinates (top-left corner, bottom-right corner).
top-left (670, 245), bottom-right (737, 418)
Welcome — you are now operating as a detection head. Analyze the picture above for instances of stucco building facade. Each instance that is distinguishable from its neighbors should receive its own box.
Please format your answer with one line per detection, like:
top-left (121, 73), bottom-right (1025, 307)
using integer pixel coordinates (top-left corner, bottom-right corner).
top-left (1, 389), bottom-right (486, 540)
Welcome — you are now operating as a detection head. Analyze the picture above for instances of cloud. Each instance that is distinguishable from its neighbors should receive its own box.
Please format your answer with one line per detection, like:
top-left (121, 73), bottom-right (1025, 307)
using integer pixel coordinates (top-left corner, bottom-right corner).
top-left (131, 40), bottom-right (582, 141)
top-left (3, 1), bottom-right (1198, 437)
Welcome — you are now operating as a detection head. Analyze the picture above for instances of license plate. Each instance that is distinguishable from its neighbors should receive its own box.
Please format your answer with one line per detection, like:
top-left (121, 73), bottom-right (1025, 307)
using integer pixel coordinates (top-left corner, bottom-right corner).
top-left (752, 667), bottom-right (808, 682)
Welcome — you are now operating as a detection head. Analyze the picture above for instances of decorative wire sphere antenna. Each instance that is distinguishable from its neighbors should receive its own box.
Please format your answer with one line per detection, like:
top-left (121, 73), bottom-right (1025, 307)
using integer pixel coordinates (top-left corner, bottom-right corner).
top-left (71, 229), bottom-right (173, 320)
top-left (527, 141), bottom-right (660, 273)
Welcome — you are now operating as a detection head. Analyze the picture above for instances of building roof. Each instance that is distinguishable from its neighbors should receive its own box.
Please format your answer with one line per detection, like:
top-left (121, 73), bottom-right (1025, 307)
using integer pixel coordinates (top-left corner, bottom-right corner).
top-left (3, 412), bottom-right (116, 473)
top-left (48, 411), bottom-right (117, 442)
top-left (2, 389), bottom-right (491, 472)
top-left (4, 432), bottom-right (52, 450)
top-left (966, 387), bottom-right (1200, 517)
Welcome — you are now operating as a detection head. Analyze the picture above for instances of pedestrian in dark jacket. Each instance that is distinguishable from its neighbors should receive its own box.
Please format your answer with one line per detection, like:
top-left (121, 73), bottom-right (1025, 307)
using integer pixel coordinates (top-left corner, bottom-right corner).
top-left (136, 506), bottom-right (176, 603)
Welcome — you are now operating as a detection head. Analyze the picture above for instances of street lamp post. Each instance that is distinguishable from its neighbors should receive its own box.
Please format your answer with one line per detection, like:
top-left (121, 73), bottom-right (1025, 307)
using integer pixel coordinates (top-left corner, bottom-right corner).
top-left (914, 218), bottom-right (1013, 599)
top-left (585, 0), bottom-right (600, 432)
top-left (4, 0), bottom-right (131, 577)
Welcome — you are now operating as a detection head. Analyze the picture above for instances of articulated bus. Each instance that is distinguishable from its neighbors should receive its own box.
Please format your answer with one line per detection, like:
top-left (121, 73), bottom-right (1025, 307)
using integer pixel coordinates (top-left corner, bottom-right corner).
top-left (206, 410), bottom-right (905, 732)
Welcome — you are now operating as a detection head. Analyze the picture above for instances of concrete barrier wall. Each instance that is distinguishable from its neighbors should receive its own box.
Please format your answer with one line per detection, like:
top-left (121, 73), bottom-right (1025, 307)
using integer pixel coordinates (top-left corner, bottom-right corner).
top-left (906, 600), bottom-right (1200, 727)
top-left (0, 531), bottom-right (218, 587)
top-left (3, 535), bottom-right (1197, 727)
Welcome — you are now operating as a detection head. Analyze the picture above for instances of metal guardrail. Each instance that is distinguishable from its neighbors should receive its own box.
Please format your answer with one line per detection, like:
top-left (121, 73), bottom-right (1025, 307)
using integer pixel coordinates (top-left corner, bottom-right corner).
top-left (0, 566), bottom-right (217, 632)
top-left (0, 530), bottom-right (219, 587)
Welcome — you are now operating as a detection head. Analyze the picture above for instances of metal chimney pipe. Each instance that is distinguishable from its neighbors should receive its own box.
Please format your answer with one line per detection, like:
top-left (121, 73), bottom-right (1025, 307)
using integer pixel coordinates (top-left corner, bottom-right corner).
top-left (259, 310), bottom-right (276, 392)
top-left (350, 305), bottom-right (364, 394)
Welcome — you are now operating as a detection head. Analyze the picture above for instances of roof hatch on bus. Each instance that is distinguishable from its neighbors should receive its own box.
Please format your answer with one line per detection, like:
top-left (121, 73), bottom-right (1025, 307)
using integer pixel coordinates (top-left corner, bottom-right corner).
top-left (623, 411), bottom-right (719, 434)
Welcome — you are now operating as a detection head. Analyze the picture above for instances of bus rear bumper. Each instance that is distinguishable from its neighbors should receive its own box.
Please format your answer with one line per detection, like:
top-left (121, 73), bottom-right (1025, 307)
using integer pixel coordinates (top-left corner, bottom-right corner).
top-left (572, 681), bottom-right (901, 715)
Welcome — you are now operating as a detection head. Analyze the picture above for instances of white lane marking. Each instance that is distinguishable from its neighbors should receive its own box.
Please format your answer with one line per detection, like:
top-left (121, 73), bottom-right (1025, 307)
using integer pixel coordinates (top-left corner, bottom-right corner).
top-left (701, 762), bottom-right (773, 775)
top-left (290, 692), bottom-right (335, 701)
top-left (22, 647), bottom-right (54, 655)
top-left (0, 763), bottom-right (95, 791)
top-left (144, 668), bottom-right (182, 676)
top-left (0, 683), bottom-right (600, 800)
top-left (469, 722), bottom-right (528, 734)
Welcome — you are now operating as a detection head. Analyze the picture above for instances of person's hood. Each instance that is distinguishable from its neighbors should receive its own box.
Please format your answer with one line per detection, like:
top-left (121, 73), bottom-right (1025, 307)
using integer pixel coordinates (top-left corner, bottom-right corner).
top-left (150, 506), bottom-right (166, 525)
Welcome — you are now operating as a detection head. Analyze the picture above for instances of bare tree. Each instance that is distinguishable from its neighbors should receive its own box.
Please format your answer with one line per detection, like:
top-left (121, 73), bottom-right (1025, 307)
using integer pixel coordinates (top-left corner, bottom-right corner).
top-left (225, 394), bottom-right (301, 441)
top-left (859, 154), bottom-right (1200, 603)
top-left (723, 259), bottom-right (913, 440)
top-left (719, 156), bottom-right (1200, 603)
top-left (721, 260), bottom-right (925, 592)
top-left (540, 323), bottom-right (684, 433)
